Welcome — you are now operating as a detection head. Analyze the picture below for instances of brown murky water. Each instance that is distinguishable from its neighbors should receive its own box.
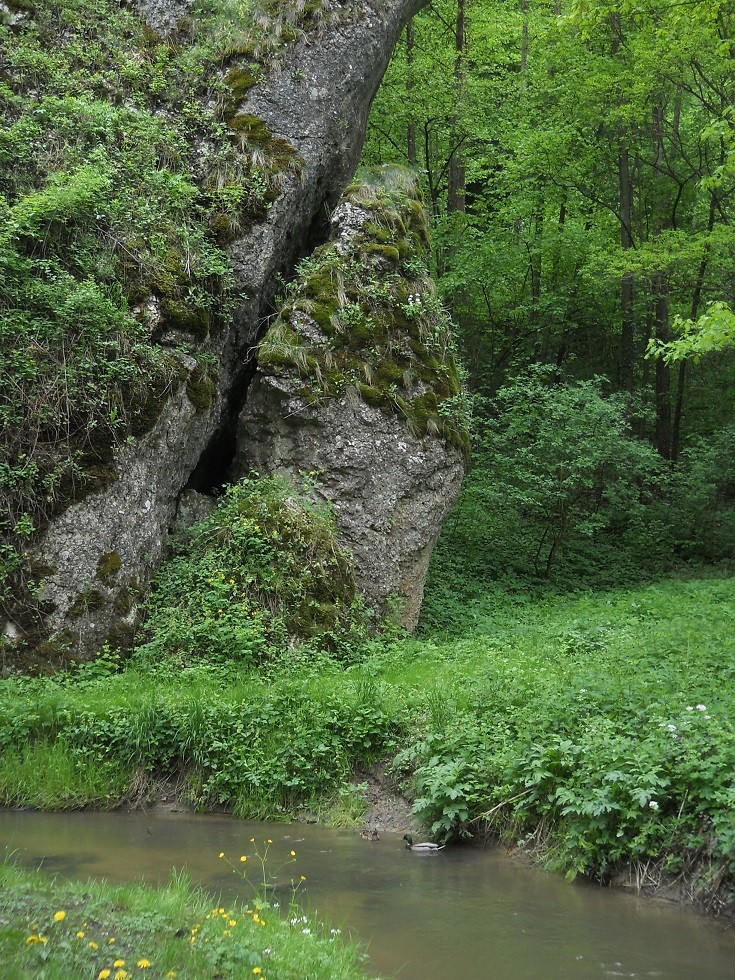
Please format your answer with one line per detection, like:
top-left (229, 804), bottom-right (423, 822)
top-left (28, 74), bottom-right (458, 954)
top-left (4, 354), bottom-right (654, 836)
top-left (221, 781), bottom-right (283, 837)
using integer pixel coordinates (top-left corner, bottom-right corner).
top-left (2, 809), bottom-right (734, 978)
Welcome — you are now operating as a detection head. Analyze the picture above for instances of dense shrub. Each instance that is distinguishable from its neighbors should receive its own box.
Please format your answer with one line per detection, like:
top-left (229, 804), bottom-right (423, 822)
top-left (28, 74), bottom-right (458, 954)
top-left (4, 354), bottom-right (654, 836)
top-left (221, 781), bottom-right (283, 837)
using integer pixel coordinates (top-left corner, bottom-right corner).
top-left (135, 474), bottom-right (373, 666)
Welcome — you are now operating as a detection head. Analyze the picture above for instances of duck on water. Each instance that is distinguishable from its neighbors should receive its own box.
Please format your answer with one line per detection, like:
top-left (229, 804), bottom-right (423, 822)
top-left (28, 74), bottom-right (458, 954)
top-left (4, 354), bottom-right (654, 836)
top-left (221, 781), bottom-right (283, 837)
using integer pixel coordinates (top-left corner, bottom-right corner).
top-left (403, 835), bottom-right (445, 852)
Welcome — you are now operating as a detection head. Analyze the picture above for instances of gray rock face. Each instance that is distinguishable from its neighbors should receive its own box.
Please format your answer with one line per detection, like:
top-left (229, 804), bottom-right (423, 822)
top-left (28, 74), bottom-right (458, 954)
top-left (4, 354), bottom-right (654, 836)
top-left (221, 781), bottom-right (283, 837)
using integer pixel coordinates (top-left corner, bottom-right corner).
top-left (37, 375), bottom-right (218, 658)
top-left (16, 0), bottom-right (428, 661)
top-left (134, 0), bottom-right (195, 35)
top-left (233, 376), bottom-right (464, 630)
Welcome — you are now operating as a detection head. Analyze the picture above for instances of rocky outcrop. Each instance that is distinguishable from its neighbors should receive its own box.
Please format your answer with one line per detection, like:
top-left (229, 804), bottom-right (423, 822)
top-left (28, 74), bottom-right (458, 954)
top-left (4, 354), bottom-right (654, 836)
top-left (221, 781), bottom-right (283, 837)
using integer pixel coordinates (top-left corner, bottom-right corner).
top-left (231, 168), bottom-right (467, 629)
top-left (5, 0), bottom-right (429, 664)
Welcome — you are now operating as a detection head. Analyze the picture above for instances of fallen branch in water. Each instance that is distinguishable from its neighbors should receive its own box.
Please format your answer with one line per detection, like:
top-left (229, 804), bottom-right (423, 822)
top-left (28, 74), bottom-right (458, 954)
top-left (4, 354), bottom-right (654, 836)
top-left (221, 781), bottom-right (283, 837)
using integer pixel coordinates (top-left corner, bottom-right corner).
top-left (471, 788), bottom-right (533, 823)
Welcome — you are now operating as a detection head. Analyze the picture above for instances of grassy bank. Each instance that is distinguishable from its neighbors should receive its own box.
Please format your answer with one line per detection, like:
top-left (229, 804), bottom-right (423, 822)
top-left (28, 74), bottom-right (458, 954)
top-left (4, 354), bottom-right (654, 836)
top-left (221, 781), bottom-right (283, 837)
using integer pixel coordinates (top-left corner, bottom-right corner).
top-left (1, 571), bottom-right (734, 913)
top-left (0, 860), bottom-right (368, 979)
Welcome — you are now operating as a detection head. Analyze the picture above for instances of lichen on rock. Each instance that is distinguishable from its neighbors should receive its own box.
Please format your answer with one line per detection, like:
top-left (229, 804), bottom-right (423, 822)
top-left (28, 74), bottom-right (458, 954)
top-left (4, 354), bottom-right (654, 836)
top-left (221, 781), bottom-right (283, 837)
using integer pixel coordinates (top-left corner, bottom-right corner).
top-left (233, 166), bottom-right (467, 629)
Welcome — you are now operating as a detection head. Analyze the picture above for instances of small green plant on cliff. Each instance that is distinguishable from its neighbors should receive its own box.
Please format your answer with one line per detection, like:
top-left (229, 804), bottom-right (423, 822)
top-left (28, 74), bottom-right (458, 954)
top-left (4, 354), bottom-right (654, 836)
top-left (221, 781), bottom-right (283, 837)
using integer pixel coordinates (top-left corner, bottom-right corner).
top-left (136, 473), bottom-right (371, 667)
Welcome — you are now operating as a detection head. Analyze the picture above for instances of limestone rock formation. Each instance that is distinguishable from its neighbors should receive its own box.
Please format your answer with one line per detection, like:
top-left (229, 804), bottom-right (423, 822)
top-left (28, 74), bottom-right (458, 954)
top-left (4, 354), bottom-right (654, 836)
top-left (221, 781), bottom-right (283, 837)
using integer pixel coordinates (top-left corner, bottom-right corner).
top-left (232, 168), bottom-right (467, 629)
top-left (3, 0), bottom-right (429, 665)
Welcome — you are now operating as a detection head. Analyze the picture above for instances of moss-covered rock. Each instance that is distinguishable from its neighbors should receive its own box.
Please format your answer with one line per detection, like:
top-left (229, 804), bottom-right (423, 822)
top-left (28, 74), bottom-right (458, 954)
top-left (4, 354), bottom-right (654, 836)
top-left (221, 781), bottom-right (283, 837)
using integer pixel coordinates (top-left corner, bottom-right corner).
top-left (2, 0), bottom-right (429, 670)
top-left (235, 168), bottom-right (467, 630)
top-left (255, 165), bottom-right (470, 453)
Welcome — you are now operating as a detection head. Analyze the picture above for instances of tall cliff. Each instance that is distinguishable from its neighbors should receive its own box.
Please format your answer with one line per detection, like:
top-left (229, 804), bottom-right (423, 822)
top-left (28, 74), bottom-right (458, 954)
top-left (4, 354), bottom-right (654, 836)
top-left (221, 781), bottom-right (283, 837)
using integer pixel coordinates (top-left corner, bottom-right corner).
top-left (0, 0), bottom-right (462, 668)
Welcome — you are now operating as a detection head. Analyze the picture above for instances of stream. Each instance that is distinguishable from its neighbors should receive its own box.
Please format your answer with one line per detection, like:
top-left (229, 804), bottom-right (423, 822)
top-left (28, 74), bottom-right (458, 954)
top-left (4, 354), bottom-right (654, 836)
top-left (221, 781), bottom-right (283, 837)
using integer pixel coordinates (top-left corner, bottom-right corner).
top-left (2, 809), bottom-right (734, 978)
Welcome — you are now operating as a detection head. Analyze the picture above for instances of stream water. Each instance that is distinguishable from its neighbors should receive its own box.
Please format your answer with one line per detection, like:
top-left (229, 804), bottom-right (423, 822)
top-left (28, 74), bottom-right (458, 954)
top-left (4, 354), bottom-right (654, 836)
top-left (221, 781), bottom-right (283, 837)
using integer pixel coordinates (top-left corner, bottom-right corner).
top-left (2, 809), bottom-right (734, 978)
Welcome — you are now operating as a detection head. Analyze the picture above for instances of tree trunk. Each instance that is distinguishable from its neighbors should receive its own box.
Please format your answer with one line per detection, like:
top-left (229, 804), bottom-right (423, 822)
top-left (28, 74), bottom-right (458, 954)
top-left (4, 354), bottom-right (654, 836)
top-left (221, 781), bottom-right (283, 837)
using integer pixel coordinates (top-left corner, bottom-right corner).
top-left (619, 145), bottom-right (635, 391)
top-left (654, 273), bottom-right (672, 459)
top-left (671, 190), bottom-right (718, 460)
top-left (447, 0), bottom-right (467, 215)
top-left (612, 12), bottom-right (635, 392)
top-left (406, 19), bottom-right (417, 166)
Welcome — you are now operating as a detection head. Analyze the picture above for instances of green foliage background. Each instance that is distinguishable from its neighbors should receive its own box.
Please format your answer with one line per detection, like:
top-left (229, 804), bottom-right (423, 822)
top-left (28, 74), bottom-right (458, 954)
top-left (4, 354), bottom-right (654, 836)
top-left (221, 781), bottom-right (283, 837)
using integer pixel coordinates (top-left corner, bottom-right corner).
top-left (2, 0), bottom-right (735, 923)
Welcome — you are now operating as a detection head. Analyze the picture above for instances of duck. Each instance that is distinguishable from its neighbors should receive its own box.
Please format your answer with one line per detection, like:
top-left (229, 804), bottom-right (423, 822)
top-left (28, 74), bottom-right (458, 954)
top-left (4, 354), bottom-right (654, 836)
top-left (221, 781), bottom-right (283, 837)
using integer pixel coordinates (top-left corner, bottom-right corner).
top-left (403, 834), bottom-right (445, 851)
top-left (361, 827), bottom-right (381, 841)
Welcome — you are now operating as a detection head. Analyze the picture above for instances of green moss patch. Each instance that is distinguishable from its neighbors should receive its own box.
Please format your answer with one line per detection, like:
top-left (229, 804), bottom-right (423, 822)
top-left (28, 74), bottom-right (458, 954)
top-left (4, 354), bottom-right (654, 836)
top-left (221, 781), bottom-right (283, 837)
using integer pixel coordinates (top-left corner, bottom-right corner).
top-left (67, 588), bottom-right (106, 620)
top-left (95, 551), bottom-right (121, 581)
top-left (185, 361), bottom-right (217, 412)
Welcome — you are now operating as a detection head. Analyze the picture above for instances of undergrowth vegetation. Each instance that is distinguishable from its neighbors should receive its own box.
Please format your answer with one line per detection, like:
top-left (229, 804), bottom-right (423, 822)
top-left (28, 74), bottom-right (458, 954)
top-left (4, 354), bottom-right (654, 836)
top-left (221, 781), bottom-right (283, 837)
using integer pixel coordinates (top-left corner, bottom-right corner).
top-left (404, 572), bottom-right (735, 908)
top-left (137, 473), bottom-right (372, 667)
top-left (1, 559), bottom-right (734, 911)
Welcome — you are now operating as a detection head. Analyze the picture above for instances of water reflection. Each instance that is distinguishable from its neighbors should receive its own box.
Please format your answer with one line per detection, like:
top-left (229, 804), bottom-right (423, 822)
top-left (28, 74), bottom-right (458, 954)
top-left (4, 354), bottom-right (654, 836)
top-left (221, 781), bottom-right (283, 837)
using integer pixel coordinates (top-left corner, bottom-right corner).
top-left (2, 809), bottom-right (734, 978)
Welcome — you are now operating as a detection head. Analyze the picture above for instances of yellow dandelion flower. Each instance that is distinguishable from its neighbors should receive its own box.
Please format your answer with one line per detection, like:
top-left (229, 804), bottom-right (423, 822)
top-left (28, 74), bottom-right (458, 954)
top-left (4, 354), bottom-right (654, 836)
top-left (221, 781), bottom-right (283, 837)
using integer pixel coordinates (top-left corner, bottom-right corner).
top-left (228, 919), bottom-right (237, 927)
top-left (240, 855), bottom-right (247, 862)
top-left (113, 960), bottom-right (126, 968)
top-left (99, 971), bottom-right (112, 980)
top-left (76, 931), bottom-right (85, 939)
top-left (137, 959), bottom-right (151, 969)
top-left (253, 969), bottom-right (263, 976)
top-left (253, 914), bottom-right (260, 924)
top-left (53, 910), bottom-right (66, 922)
top-left (289, 850), bottom-right (296, 857)
top-left (25, 935), bottom-right (39, 945)
top-left (222, 929), bottom-right (231, 937)
top-left (108, 937), bottom-right (116, 944)
top-left (218, 852), bottom-right (225, 858)
top-left (266, 839), bottom-right (273, 844)
top-left (115, 972), bottom-right (129, 980)
top-left (39, 936), bottom-right (48, 944)
top-left (249, 837), bottom-right (255, 843)
top-left (300, 875), bottom-right (307, 881)
top-left (89, 940), bottom-right (99, 949)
